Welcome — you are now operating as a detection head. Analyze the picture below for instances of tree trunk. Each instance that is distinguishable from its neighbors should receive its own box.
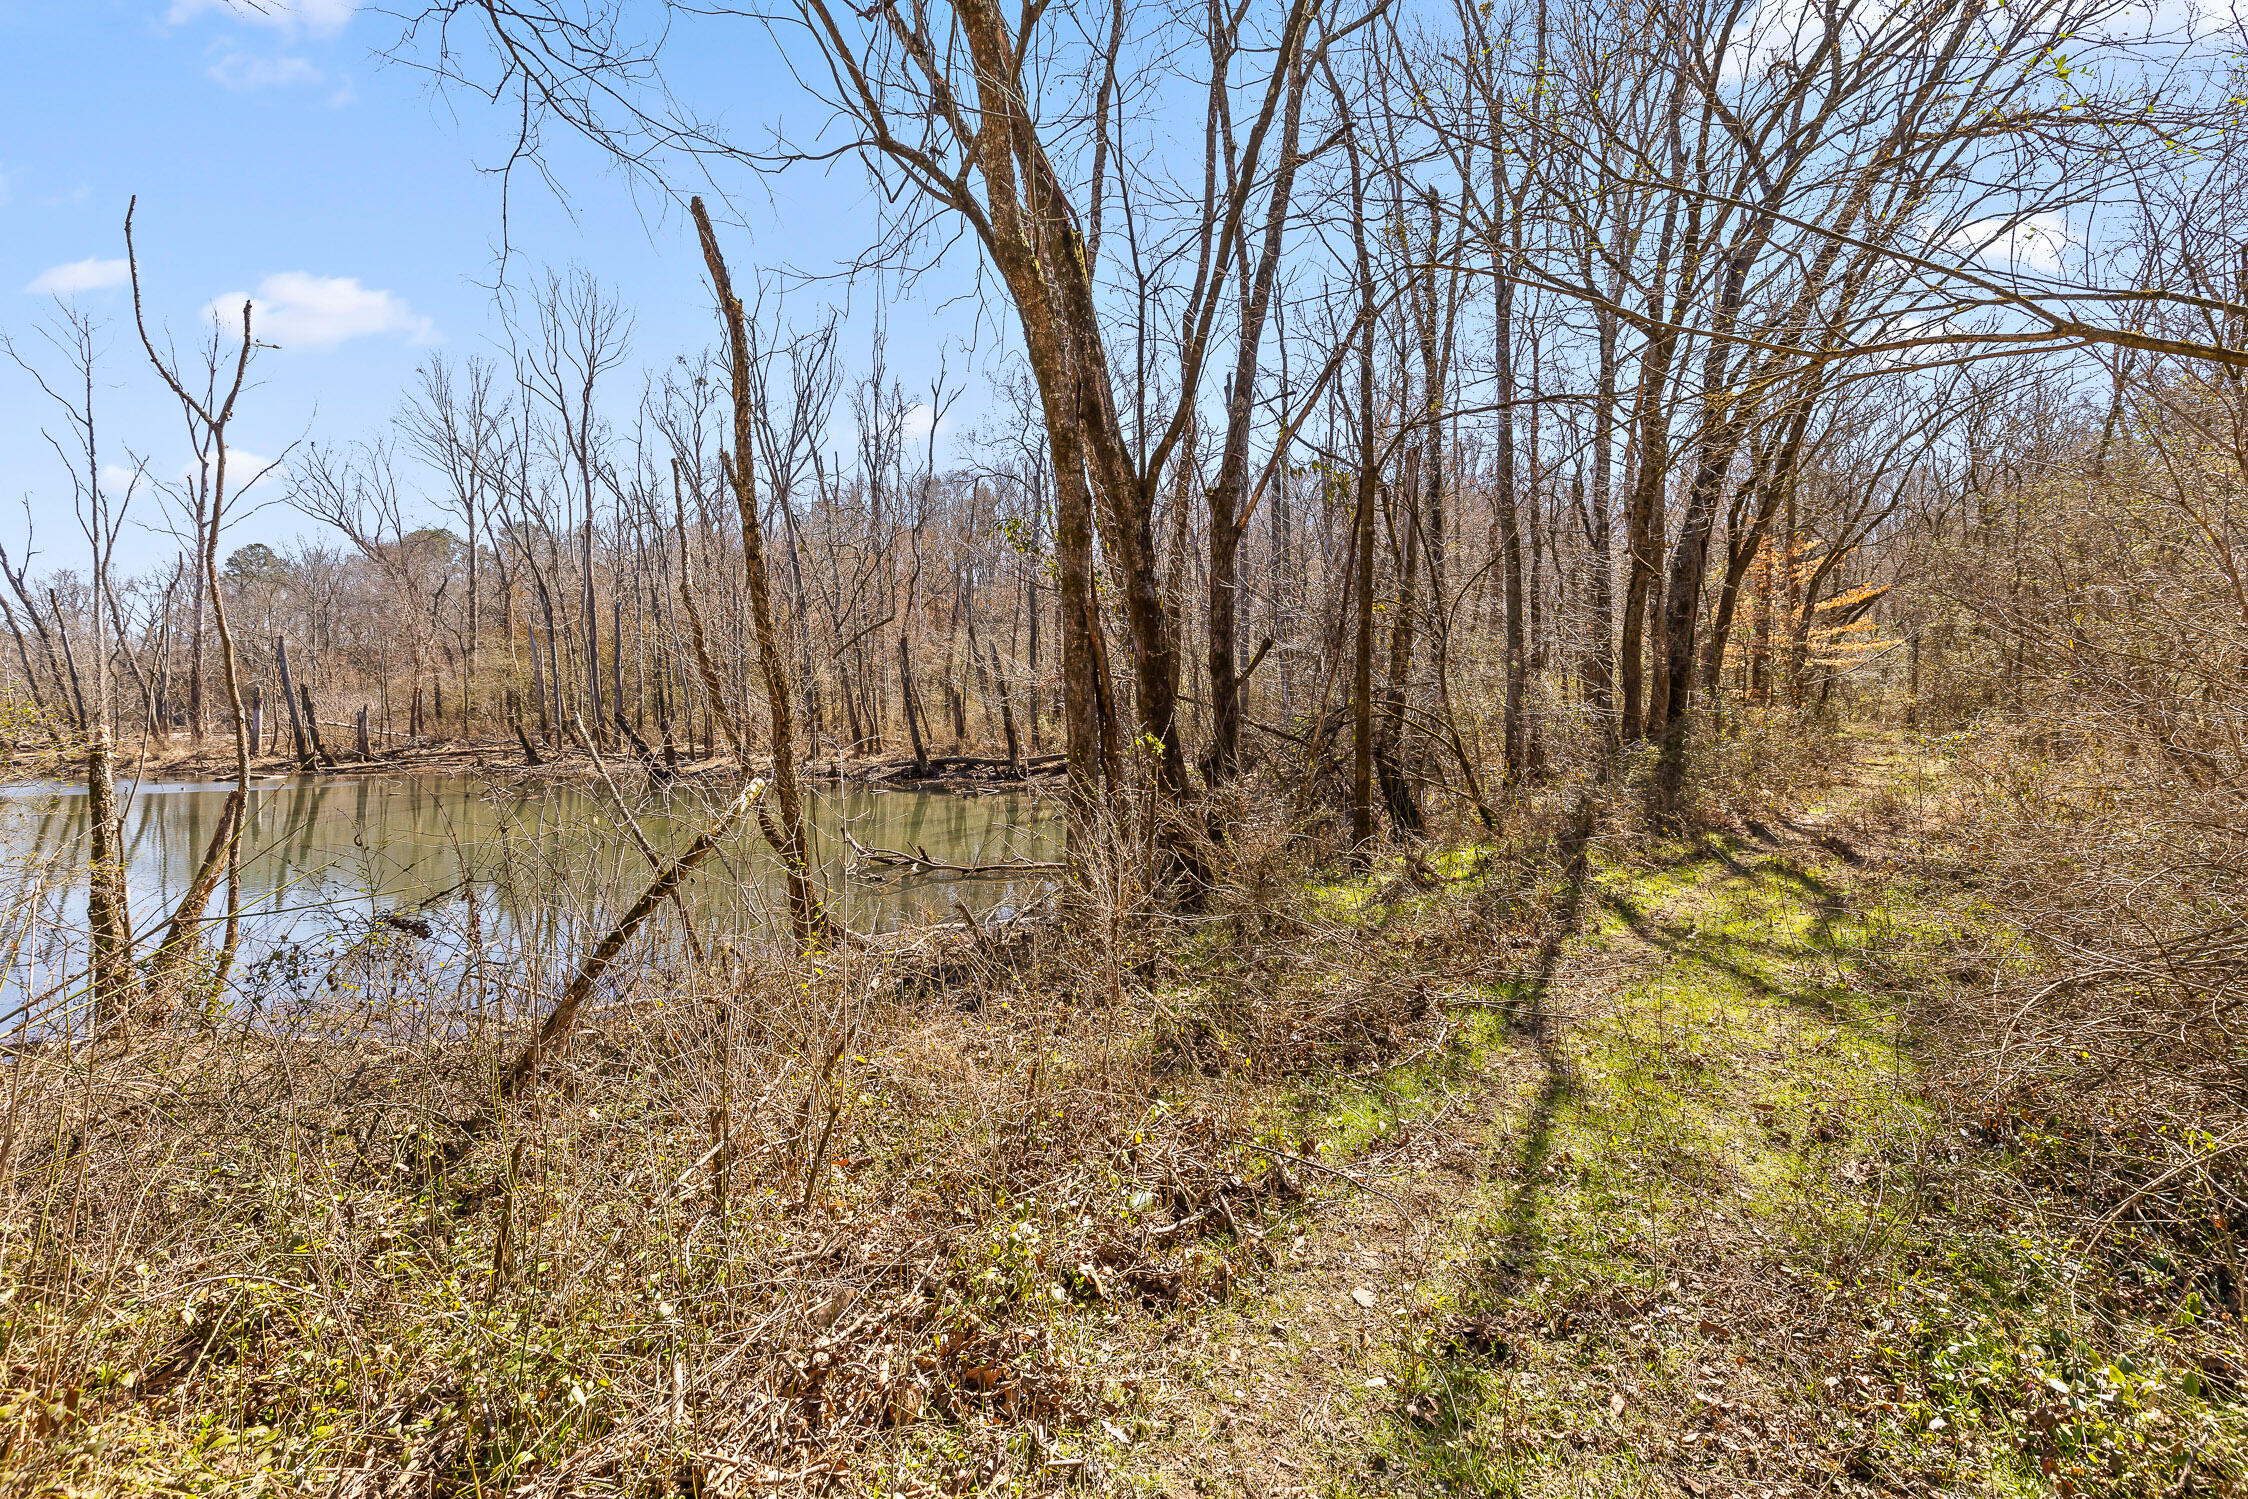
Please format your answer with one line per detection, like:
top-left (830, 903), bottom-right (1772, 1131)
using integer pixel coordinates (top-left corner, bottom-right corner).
top-left (188, 552), bottom-right (207, 742)
top-left (465, 491), bottom-right (479, 737)
top-left (1207, 48), bottom-right (1310, 785)
top-left (1055, 442), bottom-right (1120, 815)
top-left (1582, 309), bottom-right (1619, 721)
top-left (899, 634), bottom-right (931, 775)
top-left (300, 682), bottom-right (336, 768)
top-left (1380, 447), bottom-right (1425, 837)
top-left (1654, 430), bottom-right (1749, 805)
top-left (695, 198), bottom-right (827, 944)
top-left (84, 711), bottom-right (137, 1026)
top-left (1618, 104), bottom-right (1692, 744)
top-left (1350, 327), bottom-right (1378, 853)
top-left (987, 641), bottom-right (1022, 773)
top-left (276, 636), bottom-right (311, 769)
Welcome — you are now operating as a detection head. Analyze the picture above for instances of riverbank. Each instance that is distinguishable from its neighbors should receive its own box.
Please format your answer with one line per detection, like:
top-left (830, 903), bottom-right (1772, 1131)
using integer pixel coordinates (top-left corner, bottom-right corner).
top-left (2, 736), bottom-right (1070, 794)
top-left (3, 742), bottom-right (2240, 1497)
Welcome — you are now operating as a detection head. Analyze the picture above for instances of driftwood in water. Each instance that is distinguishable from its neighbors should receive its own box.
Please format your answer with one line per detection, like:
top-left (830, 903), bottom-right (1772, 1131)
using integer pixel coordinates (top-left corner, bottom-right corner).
top-left (840, 827), bottom-right (1065, 878)
top-left (846, 752), bottom-right (1067, 787)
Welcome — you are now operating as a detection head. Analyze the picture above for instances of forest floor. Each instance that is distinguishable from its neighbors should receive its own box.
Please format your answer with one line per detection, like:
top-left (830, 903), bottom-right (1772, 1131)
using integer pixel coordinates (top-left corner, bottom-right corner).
top-left (7, 740), bottom-right (2243, 1497)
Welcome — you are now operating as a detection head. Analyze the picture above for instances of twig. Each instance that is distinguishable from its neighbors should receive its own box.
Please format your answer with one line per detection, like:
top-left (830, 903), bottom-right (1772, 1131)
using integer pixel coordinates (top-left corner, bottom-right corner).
top-left (567, 712), bottom-right (705, 962)
top-left (1238, 1141), bottom-right (1404, 1207)
top-left (2084, 1123), bottom-right (2248, 1250)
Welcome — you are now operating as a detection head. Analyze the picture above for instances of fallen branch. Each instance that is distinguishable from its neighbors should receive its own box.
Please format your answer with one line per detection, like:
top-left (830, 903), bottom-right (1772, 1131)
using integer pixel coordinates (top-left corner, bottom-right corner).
top-left (851, 752), bottom-right (1068, 782)
top-left (1237, 1141), bottom-right (1404, 1207)
top-left (840, 827), bottom-right (1066, 877)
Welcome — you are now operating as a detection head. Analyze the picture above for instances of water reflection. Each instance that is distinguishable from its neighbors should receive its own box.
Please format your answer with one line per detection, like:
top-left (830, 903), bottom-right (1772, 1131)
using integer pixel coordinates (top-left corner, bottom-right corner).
top-left (0, 775), bottom-right (1060, 1019)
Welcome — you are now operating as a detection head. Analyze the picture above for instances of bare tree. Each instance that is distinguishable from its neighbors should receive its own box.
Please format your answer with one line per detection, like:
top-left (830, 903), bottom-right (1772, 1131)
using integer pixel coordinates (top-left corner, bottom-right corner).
top-left (5, 306), bottom-right (142, 1023)
top-left (401, 354), bottom-right (508, 734)
top-left (694, 199), bottom-right (828, 944)
top-left (519, 269), bottom-right (631, 746)
top-left (125, 200), bottom-right (277, 1010)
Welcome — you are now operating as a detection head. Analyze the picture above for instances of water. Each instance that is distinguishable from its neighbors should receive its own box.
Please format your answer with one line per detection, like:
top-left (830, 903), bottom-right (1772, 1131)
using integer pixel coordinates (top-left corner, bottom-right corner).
top-left (0, 774), bottom-right (1061, 1024)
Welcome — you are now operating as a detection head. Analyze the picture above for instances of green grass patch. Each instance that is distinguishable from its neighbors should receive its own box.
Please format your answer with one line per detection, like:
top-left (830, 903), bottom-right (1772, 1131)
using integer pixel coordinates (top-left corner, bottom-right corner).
top-left (1334, 835), bottom-right (2245, 1499)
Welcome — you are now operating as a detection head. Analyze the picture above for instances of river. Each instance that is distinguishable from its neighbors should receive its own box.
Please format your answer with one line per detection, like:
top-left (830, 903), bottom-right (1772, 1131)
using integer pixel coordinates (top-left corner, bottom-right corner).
top-left (0, 774), bottom-right (1061, 1026)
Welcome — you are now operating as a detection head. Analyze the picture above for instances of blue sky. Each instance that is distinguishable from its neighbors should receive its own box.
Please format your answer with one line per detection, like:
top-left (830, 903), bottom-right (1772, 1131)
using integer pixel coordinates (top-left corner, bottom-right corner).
top-left (1, 0), bottom-right (981, 574)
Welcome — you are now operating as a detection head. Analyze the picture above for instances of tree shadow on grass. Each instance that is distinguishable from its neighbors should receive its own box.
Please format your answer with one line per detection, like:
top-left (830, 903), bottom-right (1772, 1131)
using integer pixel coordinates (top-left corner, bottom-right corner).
top-left (1594, 845), bottom-right (1873, 1036)
top-left (1594, 885), bottom-right (1801, 1008)
top-left (1368, 827), bottom-right (1891, 1494)
top-left (1475, 792), bottom-right (1596, 1297)
top-left (1358, 798), bottom-right (1598, 1496)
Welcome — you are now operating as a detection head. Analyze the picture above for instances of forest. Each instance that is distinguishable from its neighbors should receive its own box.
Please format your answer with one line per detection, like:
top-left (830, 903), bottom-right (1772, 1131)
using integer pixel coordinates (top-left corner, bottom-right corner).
top-left (1, 0), bottom-right (2244, 1492)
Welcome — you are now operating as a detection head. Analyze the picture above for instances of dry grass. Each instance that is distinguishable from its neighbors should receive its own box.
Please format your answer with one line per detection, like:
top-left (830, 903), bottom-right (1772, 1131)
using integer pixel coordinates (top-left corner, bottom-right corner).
top-left (0, 785), bottom-right (1563, 1498)
top-left (1851, 727), bottom-right (2248, 1329)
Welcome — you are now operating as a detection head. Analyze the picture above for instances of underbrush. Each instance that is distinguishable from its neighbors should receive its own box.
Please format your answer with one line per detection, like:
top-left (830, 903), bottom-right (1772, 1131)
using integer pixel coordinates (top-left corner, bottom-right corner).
top-left (0, 789), bottom-right (1589, 1498)
top-left (0, 694), bottom-right (71, 772)
top-left (1877, 724), bottom-right (2248, 1417)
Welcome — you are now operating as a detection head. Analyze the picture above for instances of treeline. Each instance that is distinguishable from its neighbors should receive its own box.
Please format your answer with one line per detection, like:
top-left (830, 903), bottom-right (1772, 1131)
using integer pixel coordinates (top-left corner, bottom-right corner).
top-left (2, 309), bottom-right (1911, 795)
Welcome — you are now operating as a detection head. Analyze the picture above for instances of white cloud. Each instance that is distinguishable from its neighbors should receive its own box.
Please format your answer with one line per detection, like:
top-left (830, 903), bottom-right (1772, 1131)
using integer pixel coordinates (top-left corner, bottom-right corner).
top-left (1955, 215), bottom-right (2072, 276)
top-left (156, 451), bottom-right (281, 494)
top-left (208, 50), bottom-right (323, 90)
top-left (901, 403), bottom-right (951, 449)
top-left (220, 450), bottom-right (284, 491)
top-left (167, 0), bottom-right (355, 38)
top-left (25, 258), bottom-right (131, 297)
top-left (206, 272), bottom-right (435, 352)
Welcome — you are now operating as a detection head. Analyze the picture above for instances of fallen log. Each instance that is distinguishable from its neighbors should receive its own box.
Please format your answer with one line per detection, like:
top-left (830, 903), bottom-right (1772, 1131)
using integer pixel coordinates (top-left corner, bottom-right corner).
top-left (847, 752), bottom-right (1068, 784)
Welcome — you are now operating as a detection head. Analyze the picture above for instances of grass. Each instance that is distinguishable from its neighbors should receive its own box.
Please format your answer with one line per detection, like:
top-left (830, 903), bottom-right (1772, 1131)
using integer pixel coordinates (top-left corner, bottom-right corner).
top-left (1299, 828), bottom-right (2246, 1499)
